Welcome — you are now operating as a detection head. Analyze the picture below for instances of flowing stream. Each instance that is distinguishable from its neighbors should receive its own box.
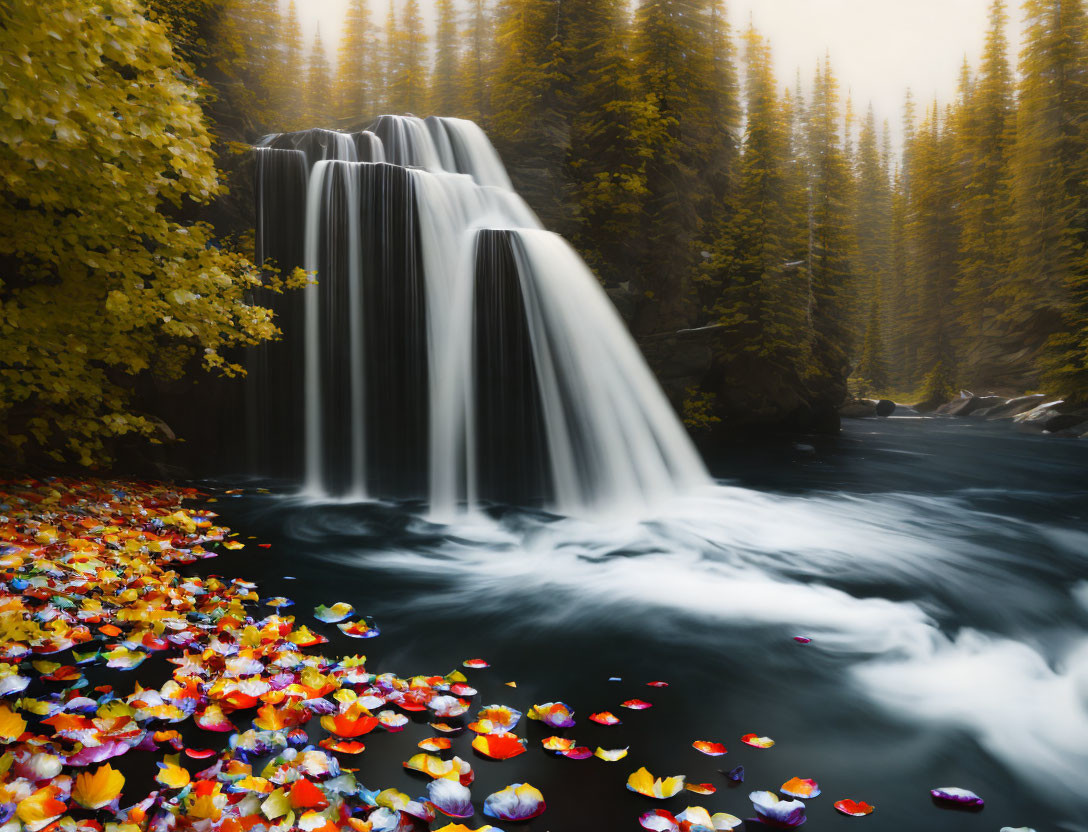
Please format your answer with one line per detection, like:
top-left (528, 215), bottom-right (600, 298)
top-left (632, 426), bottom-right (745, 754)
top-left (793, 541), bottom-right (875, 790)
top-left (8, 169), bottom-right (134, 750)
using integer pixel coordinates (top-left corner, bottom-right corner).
top-left (206, 418), bottom-right (1088, 831)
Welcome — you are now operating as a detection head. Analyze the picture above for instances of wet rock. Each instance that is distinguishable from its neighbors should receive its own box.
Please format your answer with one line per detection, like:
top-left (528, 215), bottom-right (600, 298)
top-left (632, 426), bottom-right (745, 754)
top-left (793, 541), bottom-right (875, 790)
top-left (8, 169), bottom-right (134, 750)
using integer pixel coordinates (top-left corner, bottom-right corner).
top-left (934, 393), bottom-right (999, 417)
top-left (937, 394), bottom-right (1006, 417)
top-left (978, 393), bottom-right (1049, 421)
top-left (840, 399), bottom-right (878, 418)
top-left (875, 399), bottom-right (897, 417)
top-left (1013, 401), bottom-right (1088, 434)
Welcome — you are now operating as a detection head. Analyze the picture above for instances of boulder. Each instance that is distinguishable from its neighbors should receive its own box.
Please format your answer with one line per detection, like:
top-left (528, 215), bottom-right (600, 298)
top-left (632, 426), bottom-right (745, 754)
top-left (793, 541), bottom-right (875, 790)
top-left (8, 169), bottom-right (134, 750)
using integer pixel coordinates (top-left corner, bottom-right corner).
top-left (1052, 420), bottom-right (1088, 438)
top-left (935, 393), bottom-right (1006, 417)
top-left (934, 392), bottom-right (975, 415)
top-left (840, 399), bottom-right (878, 418)
top-left (981, 393), bottom-right (1048, 421)
top-left (875, 399), bottom-right (897, 417)
top-left (1013, 401), bottom-right (1088, 433)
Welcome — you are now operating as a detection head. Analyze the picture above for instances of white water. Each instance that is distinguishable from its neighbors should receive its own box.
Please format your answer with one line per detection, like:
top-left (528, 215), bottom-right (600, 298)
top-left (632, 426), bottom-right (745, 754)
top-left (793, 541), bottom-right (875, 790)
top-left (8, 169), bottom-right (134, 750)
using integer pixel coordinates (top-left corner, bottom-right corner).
top-left (302, 162), bottom-right (329, 497)
top-left (312, 482), bottom-right (1088, 817)
top-left (265, 115), bottom-right (708, 512)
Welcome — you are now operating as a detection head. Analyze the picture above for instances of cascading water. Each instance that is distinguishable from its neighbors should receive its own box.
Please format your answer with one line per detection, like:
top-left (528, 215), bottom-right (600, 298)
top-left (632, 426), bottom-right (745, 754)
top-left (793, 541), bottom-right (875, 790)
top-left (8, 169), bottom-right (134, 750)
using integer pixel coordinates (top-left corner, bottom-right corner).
top-left (252, 115), bottom-right (708, 514)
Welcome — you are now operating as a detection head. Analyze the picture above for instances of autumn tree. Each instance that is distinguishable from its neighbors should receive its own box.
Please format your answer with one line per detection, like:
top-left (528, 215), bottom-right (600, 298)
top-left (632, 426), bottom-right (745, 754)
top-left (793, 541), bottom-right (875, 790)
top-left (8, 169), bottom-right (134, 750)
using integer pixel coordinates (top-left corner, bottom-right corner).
top-left (1011, 0), bottom-right (1088, 401)
top-left (705, 26), bottom-right (806, 370)
top-left (431, 0), bottom-right (461, 115)
top-left (0, 0), bottom-right (302, 463)
top-left (806, 57), bottom-right (856, 398)
top-left (386, 0), bottom-right (429, 114)
top-left (908, 104), bottom-right (962, 404)
top-left (334, 0), bottom-right (376, 124)
top-left (630, 0), bottom-right (739, 325)
top-left (304, 27), bottom-right (333, 125)
top-left (852, 105), bottom-right (892, 386)
top-left (456, 0), bottom-right (496, 124)
top-left (490, 0), bottom-right (570, 227)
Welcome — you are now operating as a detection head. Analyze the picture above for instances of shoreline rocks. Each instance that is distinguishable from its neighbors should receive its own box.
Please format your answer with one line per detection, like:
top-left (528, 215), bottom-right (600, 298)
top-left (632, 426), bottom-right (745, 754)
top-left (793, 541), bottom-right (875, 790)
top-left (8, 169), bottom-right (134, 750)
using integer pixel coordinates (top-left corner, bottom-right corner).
top-left (839, 398), bottom-right (897, 419)
top-left (930, 392), bottom-right (1088, 439)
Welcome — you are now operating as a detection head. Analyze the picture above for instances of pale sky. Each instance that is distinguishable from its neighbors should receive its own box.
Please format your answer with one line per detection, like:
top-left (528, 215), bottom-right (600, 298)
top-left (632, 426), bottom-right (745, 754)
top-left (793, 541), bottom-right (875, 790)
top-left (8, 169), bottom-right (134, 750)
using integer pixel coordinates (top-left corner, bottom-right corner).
top-left (296, 0), bottom-right (1024, 141)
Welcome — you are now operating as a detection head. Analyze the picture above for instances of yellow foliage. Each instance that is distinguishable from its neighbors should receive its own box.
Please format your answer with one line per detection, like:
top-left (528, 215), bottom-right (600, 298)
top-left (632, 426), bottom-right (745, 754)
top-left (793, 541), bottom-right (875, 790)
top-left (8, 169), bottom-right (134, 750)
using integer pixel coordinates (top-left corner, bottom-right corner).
top-left (0, 0), bottom-right (301, 464)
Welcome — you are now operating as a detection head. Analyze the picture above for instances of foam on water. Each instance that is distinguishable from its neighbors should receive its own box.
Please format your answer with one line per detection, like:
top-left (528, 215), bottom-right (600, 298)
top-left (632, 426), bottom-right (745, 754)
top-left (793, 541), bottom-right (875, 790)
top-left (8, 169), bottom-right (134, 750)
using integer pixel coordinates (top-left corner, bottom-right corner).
top-left (301, 482), bottom-right (1088, 814)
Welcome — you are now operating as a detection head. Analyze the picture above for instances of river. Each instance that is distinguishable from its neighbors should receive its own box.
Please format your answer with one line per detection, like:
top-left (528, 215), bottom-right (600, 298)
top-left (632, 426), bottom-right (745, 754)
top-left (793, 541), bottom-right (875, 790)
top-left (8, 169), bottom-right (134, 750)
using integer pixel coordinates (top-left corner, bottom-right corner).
top-left (199, 415), bottom-right (1088, 831)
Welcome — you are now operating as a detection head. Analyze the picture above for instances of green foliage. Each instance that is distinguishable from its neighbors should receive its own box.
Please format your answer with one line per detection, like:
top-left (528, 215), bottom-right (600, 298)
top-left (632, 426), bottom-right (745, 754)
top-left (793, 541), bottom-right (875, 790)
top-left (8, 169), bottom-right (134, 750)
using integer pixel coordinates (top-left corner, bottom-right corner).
top-left (682, 387), bottom-right (721, 431)
top-left (0, 0), bottom-right (299, 464)
top-left (854, 301), bottom-right (889, 395)
top-left (701, 26), bottom-right (807, 370)
top-left (805, 58), bottom-right (856, 392)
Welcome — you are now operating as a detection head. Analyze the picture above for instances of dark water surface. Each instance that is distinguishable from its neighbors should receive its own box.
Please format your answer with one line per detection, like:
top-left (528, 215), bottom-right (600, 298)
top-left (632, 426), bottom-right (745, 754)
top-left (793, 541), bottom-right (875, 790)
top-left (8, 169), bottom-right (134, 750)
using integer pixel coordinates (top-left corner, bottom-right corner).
top-left (195, 416), bottom-right (1088, 832)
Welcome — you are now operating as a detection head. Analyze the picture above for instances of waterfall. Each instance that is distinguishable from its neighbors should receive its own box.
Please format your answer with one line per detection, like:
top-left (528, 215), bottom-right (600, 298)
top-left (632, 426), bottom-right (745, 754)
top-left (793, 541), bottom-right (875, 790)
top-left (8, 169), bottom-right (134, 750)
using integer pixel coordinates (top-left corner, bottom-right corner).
top-left (253, 115), bottom-right (709, 514)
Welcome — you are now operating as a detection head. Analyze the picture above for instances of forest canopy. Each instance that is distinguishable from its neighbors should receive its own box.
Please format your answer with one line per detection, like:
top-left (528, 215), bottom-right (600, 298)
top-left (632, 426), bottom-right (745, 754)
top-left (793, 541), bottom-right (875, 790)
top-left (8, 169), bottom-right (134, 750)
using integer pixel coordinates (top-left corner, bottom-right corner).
top-left (2, 0), bottom-right (1088, 465)
top-left (132, 0), bottom-right (1088, 413)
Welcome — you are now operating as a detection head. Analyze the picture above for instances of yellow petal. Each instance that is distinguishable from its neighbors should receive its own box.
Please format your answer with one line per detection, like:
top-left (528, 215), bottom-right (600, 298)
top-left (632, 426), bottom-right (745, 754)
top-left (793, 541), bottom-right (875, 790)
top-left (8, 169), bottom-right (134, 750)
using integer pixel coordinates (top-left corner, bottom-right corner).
top-left (0, 703), bottom-right (27, 742)
top-left (72, 763), bottom-right (125, 809)
top-left (155, 754), bottom-right (190, 789)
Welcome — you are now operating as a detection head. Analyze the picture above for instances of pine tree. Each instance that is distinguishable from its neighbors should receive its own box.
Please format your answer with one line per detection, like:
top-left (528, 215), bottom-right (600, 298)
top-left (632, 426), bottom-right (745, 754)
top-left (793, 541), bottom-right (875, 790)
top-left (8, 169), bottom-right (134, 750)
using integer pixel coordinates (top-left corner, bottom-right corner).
top-left (855, 301), bottom-right (888, 394)
top-left (1011, 0), bottom-right (1088, 401)
top-left (564, 0), bottom-right (653, 281)
top-left (490, 0), bottom-right (569, 227)
top-left (953, 0), bottom-right (1017, 388)
top-left (431, 0), bottom-right (461, 115)
top-left (853, 104), bottom-right (892, 357)
top-left (806, 56), bottom-right (856, 397)
top-left (706, 26), bottom-right (805, 369)
top-left (909, 104), bottom-right (961, 405)
top-left (387, 0), bottom-right (429, 114)
top-left (456, 0), bottom-right (495, 124)
top-left (334, 0), bottom-right (376, 124)
top-left (304, 27), bottom-right (333, 125)
top-left (886, 90), bottom-right (917, 389)
top-left (273, 0), bottom-right (305, 128)
top-left (630, 0), bottom-right (740, 323)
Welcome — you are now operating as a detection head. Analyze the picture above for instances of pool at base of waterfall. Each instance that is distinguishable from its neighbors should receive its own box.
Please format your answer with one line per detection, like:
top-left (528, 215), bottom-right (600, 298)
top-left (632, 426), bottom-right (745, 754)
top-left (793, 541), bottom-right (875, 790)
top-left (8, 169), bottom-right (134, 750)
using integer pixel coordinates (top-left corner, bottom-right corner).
top-left (195, 416), bottom-right (1088, 832)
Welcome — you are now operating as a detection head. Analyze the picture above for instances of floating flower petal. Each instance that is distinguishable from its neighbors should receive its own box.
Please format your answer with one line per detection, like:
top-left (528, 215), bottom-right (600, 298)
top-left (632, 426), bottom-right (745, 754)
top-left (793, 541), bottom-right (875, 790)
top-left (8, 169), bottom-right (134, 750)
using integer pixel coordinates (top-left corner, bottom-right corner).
top-left (427, 778), bottom-right (474, 819)
top-left (693, 741), bottom-right (727, 756)
top-left (749, 791), bottom-right (806, 828)
top-left (640, 809), bottom-right (680, 831)
top-left (930, 787), bottom-right (984, 808)
top-left (542, 736), bottom-right (575, 752)
top-left (781, 778), bottom-right (820, 799)
top-left (314, 602), bottom-right (354, 623)
top-left (590, 711), bottom-right (621, 725)
top-left (527, 702), bottom-right (574, 728)
top-left (594, 746), bottom-right (628, 761)
top-left (482, 783), bottom-right (546, 821)
top-left (72, 763), bottom-right (125, 809)
top-left (627, 767), bottom-right (686, 799)
top-left (741, 733), bottom-right (774, 748)
top-left (419, 737), bottom-right (452, 752)
top-left (685, 783), bottom-right (716, 795)
top-left (472, 732), bottom-right (526, 760)
top-left (833, 799), bottom-right (874, 817)
top-left (622, 698), bottom-right (653, 710)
